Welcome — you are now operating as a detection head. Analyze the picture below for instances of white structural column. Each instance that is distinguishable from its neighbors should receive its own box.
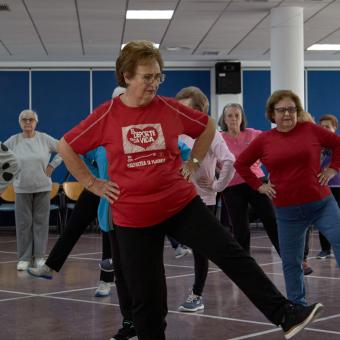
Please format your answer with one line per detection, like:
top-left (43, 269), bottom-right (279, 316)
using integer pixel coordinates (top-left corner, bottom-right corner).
top-left (271, 7), bottom-right (304, 105)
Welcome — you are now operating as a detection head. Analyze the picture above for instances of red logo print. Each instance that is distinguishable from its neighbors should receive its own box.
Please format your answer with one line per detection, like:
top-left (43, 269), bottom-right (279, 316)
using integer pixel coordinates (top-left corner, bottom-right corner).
top-left (127, 127), bottom-right (159, 149)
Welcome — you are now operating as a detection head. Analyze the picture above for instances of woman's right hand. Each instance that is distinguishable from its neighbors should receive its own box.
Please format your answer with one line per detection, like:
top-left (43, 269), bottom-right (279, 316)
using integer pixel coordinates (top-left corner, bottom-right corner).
top-left (258, 182), bottom-right (276, 200)
top-left (89, 178), bottom-right (120, 204)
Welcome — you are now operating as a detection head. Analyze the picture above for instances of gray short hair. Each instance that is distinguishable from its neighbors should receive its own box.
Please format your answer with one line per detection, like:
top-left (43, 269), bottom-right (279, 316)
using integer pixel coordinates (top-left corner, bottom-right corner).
top-left (18, 109), bottom-right (38, 123)
top-left (218, 103), bottom-right (247, 132)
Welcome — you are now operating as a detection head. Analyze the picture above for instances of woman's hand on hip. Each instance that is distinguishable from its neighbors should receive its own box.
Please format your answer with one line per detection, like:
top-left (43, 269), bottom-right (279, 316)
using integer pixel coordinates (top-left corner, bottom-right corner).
top-left (258, 183), bottom-right (276, 199)
top-left (90, 178), bottom-right (120, 204)
top-left (45, 164), bottom-right (54, 177)
top-left (317, 167), bottom-right (337, 186)
top-left (196, 176), bottom-right (213, 189)
top-left (180, 160), bottom-right (199, 182)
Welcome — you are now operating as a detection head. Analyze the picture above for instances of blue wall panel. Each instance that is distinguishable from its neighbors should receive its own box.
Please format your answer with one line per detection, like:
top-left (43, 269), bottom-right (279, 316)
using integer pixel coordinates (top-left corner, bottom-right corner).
top-left (159, 70), bottom-right (211, 113)
top-left (0, 71), bottom-right (29, 142)
top-left (92, 70), bottom-right (117, 108)
top-left (92, 69), bottom-right (211, 113)
top-left (32, 71), bottom-right (90, 182)
top-left (243, 70), bottom-right (271, 131)
top-left (307, 71), bottom-right (340, 123)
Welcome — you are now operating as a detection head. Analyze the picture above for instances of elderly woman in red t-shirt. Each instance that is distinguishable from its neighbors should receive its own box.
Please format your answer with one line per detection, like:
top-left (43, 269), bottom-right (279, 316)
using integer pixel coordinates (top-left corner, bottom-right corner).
top-left (58, 41), bottom-right (321, 340)
top-left (235, 89), bottom-right (340, 307)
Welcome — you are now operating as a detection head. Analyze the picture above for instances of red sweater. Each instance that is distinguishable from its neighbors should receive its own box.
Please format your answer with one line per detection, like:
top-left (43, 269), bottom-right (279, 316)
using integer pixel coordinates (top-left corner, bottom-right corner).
top-left (234, 122), bottom-right (340, 207)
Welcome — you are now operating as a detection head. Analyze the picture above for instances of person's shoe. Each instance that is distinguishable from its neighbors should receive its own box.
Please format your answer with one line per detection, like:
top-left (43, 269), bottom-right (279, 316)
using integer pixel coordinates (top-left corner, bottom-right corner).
top-left (175, 245), bottom-right (192, 259)
top-left (27, 264), bottom-right (53, 279)
top-left (281, 302), bottom-right (323, 339)
top-left (110, 320), bottom-right (137, 340)
top-left (94, 281), bottom-right (111, 297)
top-left (302, 261), bottom-right (313, 276)
top-left (17, 261), bottom-right (30, 271)
top-left (34, 257), bottom-right (45, 268)
top-left (178, 291), bottom-right (204, 312)
top-left (317, 250), bottom-right (331, 259)
top-left (99, 258), bottom-right (114, 272)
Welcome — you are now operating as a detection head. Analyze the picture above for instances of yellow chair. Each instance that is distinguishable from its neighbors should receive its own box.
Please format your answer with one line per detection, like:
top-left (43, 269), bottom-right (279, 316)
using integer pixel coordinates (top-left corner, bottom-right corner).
top-left (62, 182), bottom-right (84, 201)
top-left (50, 182), bottom-right (60, 200)
top-left (1, 183), bottom-right (15, 202)
top-left (62, 182), bottom-right (84, 228)
top-left (50, 182), bottom-right (63, 233)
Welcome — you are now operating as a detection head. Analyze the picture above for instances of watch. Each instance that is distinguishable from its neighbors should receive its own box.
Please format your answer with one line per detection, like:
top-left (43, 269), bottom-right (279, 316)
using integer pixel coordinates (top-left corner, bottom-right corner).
top-left (191, 157), bottom-right (200, 167)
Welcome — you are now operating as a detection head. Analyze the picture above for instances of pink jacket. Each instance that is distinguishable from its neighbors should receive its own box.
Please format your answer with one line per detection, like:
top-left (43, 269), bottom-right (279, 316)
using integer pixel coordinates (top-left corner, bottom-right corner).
top-left (181, 131), bottom-right (235, 205)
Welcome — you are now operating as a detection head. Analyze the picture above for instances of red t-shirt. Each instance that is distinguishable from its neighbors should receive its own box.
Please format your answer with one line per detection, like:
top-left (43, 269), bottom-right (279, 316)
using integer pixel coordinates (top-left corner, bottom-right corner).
top-left (234, 122), bottom-right (340, 207)
top-left (64, 95), bottom-right (209, 227)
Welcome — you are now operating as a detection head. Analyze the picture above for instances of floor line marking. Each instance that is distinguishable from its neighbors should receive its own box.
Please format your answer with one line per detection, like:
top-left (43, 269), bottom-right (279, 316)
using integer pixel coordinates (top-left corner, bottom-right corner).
top-left (227, 328), bottom-right (280, 339)
top-left (0, 295), bottom-right (36, 303)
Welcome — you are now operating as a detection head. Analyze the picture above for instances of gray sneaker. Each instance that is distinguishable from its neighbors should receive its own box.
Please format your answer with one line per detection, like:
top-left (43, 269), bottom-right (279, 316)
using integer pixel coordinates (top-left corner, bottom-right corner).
top-left (178, 292), bottom-right (204, 312)
top-left (175, 245), bottom-right (192, 259)
top-left (95, 281), bottom-right (111, 297)
top-left (27, 264), bottom-right (53, 280)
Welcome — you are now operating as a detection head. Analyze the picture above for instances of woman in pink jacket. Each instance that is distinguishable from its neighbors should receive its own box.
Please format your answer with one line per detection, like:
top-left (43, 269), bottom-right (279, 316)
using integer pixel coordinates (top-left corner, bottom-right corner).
top-left (219, 103), bottom-right (280, 255)
top-left (176, 87), bottom-right (236, 312)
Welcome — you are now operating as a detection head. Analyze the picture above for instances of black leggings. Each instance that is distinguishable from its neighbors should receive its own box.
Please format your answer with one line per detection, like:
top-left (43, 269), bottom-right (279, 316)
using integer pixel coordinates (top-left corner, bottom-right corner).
top-left (318, 187), bottom-right (340, 252)
top-left (223, 182), bottom-right (280, 255)
top-left (192, 205), bottom-right (214, 296)
top-left (115, 196), bottom-right (288, 340)
top-left (46, 189), bottom-right (113, 283)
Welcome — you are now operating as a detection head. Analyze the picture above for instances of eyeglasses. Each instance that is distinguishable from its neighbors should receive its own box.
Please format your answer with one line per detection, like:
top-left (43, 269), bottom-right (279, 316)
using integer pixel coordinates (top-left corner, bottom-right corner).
top-left (136, 73), bottom-right (166, 85)
top-left (21, 118), bottom-right (36, 123)
top-left (274, 106), bottom-right (297, 114)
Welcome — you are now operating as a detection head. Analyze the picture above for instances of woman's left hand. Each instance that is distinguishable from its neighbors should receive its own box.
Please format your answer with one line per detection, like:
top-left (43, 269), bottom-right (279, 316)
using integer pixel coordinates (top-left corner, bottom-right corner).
top-left (180, 161), bottom-right (198, 181)
top-left (317, 167), bottom-right (337, 186)
top-left (45, 164), bottom-right (54, 177)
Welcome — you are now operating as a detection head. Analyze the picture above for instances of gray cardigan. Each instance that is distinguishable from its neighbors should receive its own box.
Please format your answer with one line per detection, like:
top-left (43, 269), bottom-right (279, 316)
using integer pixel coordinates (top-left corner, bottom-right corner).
top-left (5, 131), bottom-right (62, 193)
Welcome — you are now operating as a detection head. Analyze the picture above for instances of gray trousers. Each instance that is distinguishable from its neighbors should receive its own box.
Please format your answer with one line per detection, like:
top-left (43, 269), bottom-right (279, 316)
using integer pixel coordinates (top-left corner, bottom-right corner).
top-left (15, 191), bottom-right (50, 261)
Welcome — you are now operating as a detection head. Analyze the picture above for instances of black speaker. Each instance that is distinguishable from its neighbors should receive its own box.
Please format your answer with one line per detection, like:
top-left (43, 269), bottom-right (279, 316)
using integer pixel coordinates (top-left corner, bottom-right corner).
top-left (215, 62), bottom-right (241, 94)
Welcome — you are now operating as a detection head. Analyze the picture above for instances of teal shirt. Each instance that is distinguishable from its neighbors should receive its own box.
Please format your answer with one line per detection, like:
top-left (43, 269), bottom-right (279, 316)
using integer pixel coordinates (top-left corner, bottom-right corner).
top-left (83, 147), bottom-right (111, 232)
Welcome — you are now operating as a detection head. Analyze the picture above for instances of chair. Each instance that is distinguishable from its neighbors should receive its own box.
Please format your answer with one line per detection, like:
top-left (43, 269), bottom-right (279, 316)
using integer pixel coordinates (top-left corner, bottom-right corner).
top-left (50, 182), bottom-right (63, 233)
top-left (62, 182), bottom-right (84, 230)
top-left (0, 184), bottom-right (16, 228)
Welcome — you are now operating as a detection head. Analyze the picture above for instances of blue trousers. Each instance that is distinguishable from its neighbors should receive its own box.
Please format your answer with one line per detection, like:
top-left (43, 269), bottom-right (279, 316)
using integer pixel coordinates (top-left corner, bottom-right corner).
top-left (275, 195), bottom-right (340, 305)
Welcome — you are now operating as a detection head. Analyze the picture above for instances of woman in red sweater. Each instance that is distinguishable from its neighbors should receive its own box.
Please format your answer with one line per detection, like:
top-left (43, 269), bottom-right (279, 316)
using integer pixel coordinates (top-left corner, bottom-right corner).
top-left (235, 90), bottom-right (340, 306)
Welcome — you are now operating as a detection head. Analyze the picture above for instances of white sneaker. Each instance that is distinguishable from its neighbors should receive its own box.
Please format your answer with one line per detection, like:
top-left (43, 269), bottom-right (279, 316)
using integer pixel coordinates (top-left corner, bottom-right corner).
top-left (175, 245), bottom-right (192, 259)
top-left (34, 258), bottom-right (45, 268)
top-left (17, 261), bottom-right (30, 271)
top-left (27, 264), bottom-right (53, 280)
top-left (94, 281), bottom-right (111, 297)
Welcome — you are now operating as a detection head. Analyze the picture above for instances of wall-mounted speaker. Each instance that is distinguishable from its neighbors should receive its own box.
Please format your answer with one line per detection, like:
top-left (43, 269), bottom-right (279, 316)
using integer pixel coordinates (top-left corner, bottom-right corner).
top-left (215, 62), bottom-right (241, 94)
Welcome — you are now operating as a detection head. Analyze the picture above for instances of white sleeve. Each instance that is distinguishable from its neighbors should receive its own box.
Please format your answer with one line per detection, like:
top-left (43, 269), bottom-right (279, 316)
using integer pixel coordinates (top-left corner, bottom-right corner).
top-left (211, 133), bottom-right (235, 192)
top-left (44, 133), bottom-right (63, 169)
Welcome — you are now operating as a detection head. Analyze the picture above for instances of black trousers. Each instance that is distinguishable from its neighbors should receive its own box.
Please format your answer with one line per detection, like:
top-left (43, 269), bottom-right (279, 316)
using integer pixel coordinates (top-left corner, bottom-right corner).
top-left (318, 187), bottom-right (340, 252)
top-left (46, 189), bottom-right (113, 283)
top-left (109, 229), bottom-right (133, 322)
top-left (192, 205), bottom-right (214, 296)
top-left (223, 182), bottom-right (280, 255)
top-left (115, 196), bottom-right (288, 340)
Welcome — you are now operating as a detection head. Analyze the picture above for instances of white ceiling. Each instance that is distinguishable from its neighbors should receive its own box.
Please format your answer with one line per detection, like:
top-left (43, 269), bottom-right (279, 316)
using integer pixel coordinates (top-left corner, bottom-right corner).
top-left (1, 0), bottom-right (340, 65)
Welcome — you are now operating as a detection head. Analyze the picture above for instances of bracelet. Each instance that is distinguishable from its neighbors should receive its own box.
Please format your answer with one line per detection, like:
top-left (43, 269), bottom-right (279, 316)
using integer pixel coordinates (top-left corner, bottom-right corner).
top-left (190, 156), bottom-right (201, 168)
top-left (86, 176), bottom-right (96, 190)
